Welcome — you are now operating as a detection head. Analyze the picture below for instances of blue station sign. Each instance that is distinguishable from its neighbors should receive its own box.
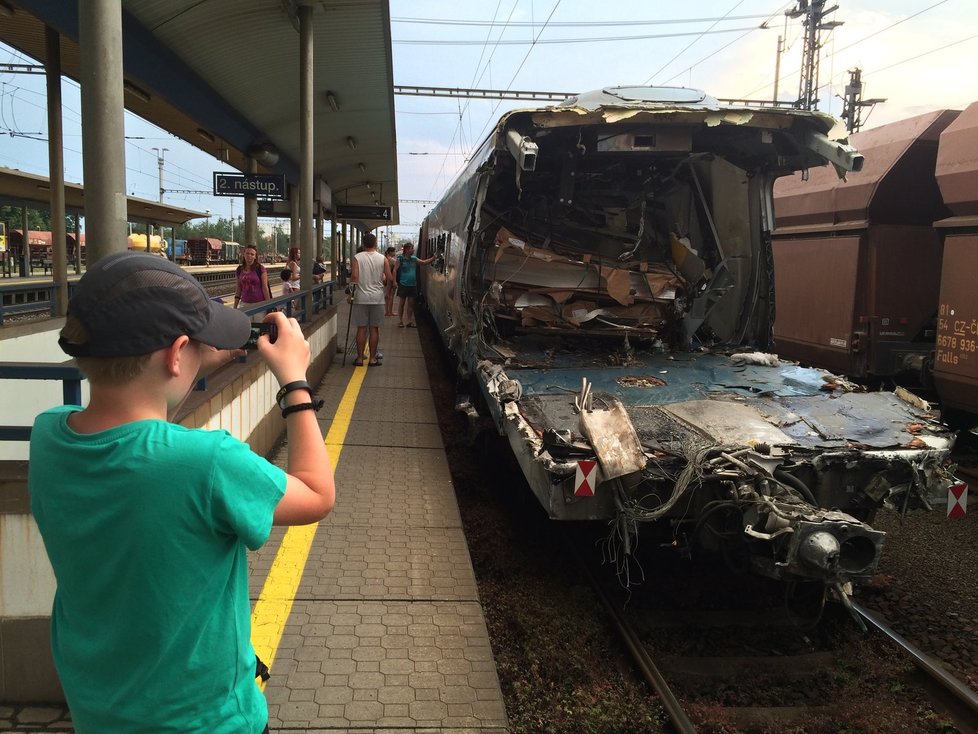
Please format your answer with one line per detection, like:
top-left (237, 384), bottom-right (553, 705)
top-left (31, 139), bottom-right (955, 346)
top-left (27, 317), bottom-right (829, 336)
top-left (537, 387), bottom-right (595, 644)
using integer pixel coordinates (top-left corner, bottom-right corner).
top-left (335, 203), bottom-right (392, 221)
top-left (213, 172), bottom-right (286, 199)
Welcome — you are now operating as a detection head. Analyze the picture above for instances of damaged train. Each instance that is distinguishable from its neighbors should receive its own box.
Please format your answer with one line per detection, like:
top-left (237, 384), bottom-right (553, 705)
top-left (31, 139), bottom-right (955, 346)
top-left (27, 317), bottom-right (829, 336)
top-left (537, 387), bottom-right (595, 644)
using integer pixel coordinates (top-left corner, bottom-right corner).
top-left (416, 87), bottom-right (958, 593)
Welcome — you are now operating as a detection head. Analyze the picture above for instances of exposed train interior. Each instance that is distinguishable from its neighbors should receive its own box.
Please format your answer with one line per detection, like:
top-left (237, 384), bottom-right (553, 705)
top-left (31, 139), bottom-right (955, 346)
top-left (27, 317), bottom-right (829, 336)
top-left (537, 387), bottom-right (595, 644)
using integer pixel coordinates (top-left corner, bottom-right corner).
top-left (458, 117), bottom-right (790, 357)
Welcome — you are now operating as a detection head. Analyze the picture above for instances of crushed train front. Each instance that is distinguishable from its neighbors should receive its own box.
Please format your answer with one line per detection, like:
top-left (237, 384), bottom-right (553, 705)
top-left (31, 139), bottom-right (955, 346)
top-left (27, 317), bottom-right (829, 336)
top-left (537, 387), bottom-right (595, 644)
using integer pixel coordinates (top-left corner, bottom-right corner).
top-left (422, 87), bottom-right (954, 587)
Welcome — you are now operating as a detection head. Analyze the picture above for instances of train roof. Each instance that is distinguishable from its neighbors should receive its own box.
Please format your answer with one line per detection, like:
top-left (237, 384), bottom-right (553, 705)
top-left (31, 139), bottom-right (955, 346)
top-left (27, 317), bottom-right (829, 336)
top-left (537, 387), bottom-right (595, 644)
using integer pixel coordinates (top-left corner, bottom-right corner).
top-left (483, 85), bottom-right (859, 174)
top-left (558, 86), bottom-right (717, 108)
top-left (542, 85), bottom-right (844, 135)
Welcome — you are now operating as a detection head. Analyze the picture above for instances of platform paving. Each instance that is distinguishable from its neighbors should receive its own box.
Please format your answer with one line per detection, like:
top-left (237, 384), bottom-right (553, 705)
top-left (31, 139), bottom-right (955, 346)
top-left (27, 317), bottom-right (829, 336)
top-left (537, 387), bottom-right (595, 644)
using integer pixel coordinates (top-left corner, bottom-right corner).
top-left (3, 299), bottom-right (509, 734)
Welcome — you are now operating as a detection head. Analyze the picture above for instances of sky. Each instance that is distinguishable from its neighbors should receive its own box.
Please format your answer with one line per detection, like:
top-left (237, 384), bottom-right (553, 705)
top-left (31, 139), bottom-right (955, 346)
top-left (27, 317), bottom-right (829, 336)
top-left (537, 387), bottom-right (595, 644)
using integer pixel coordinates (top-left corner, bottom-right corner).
top-left (1, 0), bottom-right (976, 244)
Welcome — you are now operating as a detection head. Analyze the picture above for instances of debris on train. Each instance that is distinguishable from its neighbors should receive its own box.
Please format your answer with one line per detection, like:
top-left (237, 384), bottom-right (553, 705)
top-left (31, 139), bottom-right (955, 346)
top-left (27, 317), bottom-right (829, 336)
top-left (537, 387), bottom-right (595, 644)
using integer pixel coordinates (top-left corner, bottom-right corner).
top-left (419, 86), bottom-right (956, 589)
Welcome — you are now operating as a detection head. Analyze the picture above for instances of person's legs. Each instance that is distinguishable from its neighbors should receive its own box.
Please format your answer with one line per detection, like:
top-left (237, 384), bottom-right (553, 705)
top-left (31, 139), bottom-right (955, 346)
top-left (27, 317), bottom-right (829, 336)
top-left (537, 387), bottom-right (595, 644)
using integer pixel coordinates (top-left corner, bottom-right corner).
top-left (405, 296), bottom-right (416, 326)
top-left (355, 326), bottom-right (368, 364)
top-left (397, 294), bottom-right (407, 325)
top-left (351, 304), bottom-right (370, 365)
top-left (368, 326), bottom-right (380, 363)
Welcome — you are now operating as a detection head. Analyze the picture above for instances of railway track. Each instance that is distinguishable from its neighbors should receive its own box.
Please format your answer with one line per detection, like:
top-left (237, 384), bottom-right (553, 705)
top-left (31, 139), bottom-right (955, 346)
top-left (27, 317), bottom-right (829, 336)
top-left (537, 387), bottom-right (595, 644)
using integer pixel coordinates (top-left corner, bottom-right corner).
top-left (0, 270), bottom-right (238, 324)
top-left (573, 534), bottom-right (978, 733)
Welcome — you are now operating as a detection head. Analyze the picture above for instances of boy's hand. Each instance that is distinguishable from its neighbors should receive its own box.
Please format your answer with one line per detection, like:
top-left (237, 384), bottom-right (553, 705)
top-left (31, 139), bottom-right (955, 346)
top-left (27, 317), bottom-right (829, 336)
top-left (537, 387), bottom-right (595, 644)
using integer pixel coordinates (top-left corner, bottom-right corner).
top-left (257, 311), bottom-right (310, 385)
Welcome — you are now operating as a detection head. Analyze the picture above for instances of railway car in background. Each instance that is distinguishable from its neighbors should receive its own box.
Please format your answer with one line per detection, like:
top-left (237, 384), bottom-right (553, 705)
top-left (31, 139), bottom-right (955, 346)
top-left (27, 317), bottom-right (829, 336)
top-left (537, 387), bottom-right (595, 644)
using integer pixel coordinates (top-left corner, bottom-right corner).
top-left (417, 86), bottom-right (956, 595)
top-left (172, 238), bottom-right (188, 263)
top-left (772, 101), bottom-right (978, 425)
top-left (185, 237), bottom-right (224, 265)
top-left (126, 233), bottom-right (168, 255)
top-left (221, 240), bottom-right (240, 264)
top-left (8, 229), bottom-right (85, 264)
top-left (771, 109), bottom-right (958, 383)
top-left (933, 101), bottom-right (978, 419)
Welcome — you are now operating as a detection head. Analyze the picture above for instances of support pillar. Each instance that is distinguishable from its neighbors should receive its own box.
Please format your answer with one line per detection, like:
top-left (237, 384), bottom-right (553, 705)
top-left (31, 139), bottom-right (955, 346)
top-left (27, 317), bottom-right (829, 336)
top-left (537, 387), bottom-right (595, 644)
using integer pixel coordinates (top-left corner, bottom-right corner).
top-left (45, 27), bottom-right (67, 315)
top-left (244, 158), bottom-right (258, 248)
top-left (78, 0), bottom-right (127, 265)
top-left (298, 3), bottom-right (315, 312)
top-left (289, 185), bottom-right (299, 259)
top-left (330, 217), bottom-right (338, 283)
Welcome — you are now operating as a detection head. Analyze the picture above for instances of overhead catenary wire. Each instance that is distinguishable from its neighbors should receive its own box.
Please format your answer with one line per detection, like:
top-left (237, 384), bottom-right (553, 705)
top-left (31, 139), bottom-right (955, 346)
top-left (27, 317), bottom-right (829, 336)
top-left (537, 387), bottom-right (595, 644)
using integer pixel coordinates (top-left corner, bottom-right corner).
top-left (396, 26), bottom-right (765, 46)
top-left (643, 0), bottom-right (749, 85)
top-left (392, 13), bottom-right (777, 28)
top-left (657, 2), bottom-right (795, 87)
top-left (743, 0), bottom-right (953, 103)
top-left (422, 0), bottom-right (517, 200)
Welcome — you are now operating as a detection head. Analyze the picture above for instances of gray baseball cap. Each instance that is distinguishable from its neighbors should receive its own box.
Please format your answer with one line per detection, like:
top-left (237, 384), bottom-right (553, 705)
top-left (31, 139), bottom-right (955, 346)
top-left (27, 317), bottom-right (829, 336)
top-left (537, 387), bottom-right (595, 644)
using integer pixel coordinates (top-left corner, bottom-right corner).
top-left (59, 251), bottom-right (251, 357)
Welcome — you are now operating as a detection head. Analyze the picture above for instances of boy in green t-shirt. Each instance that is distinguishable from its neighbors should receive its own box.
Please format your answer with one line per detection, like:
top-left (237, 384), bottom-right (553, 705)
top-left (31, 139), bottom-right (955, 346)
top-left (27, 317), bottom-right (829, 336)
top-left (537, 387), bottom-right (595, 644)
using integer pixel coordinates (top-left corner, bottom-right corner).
top-left (29, 251), bottom-right (335, 734)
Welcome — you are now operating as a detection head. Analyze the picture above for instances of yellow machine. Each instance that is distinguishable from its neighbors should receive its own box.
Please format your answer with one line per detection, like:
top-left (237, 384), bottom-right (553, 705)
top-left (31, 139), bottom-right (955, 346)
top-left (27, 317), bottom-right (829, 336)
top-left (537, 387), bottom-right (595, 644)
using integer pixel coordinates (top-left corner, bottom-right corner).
top-left (127, 233), bottom-right (168, 254)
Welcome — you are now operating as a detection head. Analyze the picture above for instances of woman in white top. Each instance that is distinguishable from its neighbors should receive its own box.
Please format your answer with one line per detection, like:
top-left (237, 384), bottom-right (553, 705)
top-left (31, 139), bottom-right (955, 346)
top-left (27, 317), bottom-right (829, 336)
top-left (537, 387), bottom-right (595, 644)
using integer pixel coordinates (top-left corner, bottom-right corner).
top-left (282, 247), bottom-right (301, 295)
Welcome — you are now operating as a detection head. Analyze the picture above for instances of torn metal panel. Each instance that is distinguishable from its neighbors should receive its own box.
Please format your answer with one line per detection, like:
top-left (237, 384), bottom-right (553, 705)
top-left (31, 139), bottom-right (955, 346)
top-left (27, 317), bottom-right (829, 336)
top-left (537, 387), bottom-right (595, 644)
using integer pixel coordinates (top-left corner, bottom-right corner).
top-left (661, 400), bottom-right (796, 447)
top-left (578, 400), bottom-right (646, 479)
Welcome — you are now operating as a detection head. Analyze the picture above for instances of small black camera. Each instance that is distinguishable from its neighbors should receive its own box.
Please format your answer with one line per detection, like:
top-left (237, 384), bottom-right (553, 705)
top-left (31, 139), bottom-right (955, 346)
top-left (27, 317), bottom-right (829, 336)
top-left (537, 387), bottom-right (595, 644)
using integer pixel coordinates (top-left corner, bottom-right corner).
top-left (244, 322), bottom-right (277, 350)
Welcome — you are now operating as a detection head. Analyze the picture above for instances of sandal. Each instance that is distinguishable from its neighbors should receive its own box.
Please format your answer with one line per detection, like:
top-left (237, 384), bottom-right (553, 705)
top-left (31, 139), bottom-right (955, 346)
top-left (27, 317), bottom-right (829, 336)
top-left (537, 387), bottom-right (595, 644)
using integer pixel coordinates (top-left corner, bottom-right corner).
top-left (406, 322), bottom-right (416, 328)
top-left (352, 358), bottom-right (365, 367)
top-left (368, 360), bottom-right (381, 367)
top-left (398, 322), bottom-right (405, 328)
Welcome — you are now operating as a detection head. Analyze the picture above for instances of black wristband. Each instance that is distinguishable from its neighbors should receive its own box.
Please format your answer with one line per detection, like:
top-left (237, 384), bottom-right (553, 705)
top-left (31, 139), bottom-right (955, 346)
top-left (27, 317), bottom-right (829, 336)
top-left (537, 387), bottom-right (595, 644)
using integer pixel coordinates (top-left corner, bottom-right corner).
top-left (281, 399), bottom-right (324, 418)
top-left (276, 380), bottom-right (312, 409)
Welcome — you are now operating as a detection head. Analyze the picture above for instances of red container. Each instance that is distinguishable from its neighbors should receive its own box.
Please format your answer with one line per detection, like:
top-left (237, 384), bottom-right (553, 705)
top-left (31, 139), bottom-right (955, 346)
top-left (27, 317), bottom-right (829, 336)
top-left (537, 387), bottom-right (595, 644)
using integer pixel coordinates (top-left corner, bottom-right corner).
top-left (934, 102), bottom-right (978, 416)
top-left (772, 110), bottom-right (958, 379)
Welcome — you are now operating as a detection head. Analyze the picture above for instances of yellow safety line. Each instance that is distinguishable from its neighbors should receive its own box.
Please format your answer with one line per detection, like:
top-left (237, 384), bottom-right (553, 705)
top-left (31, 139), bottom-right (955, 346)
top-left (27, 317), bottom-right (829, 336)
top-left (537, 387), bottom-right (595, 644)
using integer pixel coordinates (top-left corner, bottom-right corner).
top-left (251, 361), bottom-right (369, 687)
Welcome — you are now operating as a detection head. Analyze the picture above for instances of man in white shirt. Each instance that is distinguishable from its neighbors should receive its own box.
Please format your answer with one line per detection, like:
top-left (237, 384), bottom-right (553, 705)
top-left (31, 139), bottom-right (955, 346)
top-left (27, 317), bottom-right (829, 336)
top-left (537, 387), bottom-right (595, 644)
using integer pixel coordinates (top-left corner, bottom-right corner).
top-left (350, 233), bottom-right (391, 366)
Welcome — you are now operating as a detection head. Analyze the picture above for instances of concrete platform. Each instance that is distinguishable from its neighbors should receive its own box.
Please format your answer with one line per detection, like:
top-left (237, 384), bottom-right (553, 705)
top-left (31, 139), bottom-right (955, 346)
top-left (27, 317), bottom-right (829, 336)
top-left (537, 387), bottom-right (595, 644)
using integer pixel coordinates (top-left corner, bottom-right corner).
top-left (2, 300), bottom-right (509, 733)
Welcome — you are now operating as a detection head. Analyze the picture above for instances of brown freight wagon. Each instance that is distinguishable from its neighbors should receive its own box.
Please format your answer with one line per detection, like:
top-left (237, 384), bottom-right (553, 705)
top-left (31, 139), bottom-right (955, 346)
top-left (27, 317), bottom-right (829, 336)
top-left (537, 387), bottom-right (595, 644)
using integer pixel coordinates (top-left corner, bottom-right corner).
top-left (8, 229), bottom-right (85, 266)
top-left (934, 102), bottom-right (978, 418)
top-left (185, 237), bottom-right (223, 265)
top-left (771, 109), bottom-right (959, 380)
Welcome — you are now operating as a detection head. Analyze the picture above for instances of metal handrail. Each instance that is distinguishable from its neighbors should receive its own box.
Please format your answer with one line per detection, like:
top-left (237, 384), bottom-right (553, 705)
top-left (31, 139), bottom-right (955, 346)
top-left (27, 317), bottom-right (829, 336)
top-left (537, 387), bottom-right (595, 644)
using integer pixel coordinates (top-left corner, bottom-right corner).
top-left (0, 362), bottom-right (84, 441)
top-left (0, 281), bottom-right (335, 436)
top-left (0, 281), bottom-right (76, 325)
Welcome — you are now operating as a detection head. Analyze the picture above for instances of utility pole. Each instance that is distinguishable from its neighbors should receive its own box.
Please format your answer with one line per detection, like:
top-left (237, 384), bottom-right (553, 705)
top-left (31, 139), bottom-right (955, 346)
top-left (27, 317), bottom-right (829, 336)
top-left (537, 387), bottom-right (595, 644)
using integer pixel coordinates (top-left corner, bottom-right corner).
top-left (151, 147), bottom-right (168, 201)
top-left (840, 68), bottom-right (887, 133)
top-left (790, 1), bottom-right (843, 110)
top-left (773, 35), bottom-right (783, 103)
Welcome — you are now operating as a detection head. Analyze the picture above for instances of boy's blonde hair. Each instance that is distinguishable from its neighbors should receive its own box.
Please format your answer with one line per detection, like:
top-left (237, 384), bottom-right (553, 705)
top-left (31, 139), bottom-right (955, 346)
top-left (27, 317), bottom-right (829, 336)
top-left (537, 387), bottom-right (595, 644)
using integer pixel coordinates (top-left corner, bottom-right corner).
top-left (60, 315), bottom-right (152, 384)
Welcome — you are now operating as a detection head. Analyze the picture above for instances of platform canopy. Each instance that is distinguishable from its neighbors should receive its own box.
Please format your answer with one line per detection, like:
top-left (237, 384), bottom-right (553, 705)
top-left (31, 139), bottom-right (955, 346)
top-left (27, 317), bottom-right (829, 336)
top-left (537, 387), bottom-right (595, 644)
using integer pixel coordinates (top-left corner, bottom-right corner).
top-left (0, 166), bottom-right (208, 227)
top-left (0, 0), bottom-right (399, 227)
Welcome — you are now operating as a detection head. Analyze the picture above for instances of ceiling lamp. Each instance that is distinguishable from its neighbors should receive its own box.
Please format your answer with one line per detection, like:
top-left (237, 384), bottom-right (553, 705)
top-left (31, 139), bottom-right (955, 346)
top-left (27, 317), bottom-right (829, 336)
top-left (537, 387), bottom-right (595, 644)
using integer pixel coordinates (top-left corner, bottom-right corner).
top-left (247, 142), bottom-right (279, 166)
top-left (325, 91), bottom-right (339, 112)
top-left (347, 136), bottom-right (357, 151)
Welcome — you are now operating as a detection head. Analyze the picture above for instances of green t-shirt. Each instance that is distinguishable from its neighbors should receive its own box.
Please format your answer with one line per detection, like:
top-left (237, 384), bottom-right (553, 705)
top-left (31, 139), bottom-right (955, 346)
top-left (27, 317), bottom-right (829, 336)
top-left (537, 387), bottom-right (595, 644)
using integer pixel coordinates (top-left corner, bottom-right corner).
top-left (29, 406), bottom-right (286, 734)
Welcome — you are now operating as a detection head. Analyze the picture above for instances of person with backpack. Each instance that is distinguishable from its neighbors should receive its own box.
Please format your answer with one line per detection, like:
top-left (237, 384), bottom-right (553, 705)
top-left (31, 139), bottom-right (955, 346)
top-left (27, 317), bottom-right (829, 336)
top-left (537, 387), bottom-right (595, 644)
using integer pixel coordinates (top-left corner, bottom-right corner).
top-left (233, 244), bottom-right (273, 312)
top-left (395, 242), bottom-right (434, 328)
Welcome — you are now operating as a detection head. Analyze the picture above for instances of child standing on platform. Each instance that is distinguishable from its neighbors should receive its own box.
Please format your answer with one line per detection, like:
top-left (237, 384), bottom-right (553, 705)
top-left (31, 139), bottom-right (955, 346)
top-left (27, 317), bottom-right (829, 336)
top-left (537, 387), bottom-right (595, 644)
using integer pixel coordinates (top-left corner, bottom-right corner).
top-left (29, 251), bottom-right (335, 734)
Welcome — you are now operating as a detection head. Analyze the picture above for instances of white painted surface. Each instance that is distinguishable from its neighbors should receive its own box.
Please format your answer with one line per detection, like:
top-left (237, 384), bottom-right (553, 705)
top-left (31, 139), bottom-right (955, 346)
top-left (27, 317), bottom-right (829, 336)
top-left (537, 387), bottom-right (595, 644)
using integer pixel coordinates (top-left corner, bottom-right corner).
top-left (0, 322), bottom-right (90, 461)
top-left (0, 514), bottom-right (57, 616)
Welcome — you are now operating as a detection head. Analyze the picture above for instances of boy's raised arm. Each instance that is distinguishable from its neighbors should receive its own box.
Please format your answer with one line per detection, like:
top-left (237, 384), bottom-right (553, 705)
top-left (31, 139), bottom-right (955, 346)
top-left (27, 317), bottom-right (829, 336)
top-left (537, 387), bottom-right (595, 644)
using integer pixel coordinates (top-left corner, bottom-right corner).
top-left (257, 311), bottom-right (335, 525)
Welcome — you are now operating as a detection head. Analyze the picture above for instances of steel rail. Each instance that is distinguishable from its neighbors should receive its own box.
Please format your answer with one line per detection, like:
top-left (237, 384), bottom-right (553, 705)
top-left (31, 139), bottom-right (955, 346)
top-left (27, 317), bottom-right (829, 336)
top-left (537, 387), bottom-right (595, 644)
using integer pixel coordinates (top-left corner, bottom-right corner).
top-left (853, 600), bottom-right (978, 717)
top-left (566, 539), bottom-right (697, 734)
